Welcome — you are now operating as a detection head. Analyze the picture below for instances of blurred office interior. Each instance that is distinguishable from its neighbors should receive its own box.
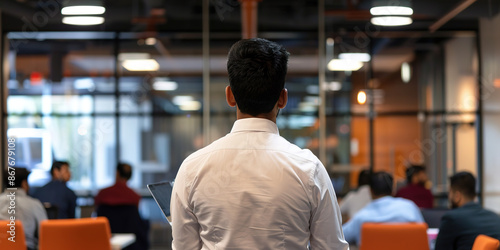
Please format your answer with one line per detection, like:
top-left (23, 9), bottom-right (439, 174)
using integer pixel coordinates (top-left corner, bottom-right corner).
top-left (0, 0), bottom-right (500, 248)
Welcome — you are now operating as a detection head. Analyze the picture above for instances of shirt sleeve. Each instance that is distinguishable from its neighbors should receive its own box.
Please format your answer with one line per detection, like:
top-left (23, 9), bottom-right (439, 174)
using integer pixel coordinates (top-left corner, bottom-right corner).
top-left (413, 204), bottom-right (425, 222)
top-left (309, 162), bottom-right (349, 250)
top-left (435, 214), bottom-right (456, 250)
top-left (171, 166), bottom-right (202, 250)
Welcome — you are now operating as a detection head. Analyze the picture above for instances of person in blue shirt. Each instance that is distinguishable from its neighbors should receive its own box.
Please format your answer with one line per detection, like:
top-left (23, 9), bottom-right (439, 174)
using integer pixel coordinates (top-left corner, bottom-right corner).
top-left (34, 161), bottom-right (77, 219)
top-left (342, 171), bottom-right (424, 245)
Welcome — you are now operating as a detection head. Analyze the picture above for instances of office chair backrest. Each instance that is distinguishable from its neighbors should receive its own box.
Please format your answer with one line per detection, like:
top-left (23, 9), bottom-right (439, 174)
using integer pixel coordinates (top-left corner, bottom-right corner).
top-left (360, 223), bottom-right (430, 250)
top-left (472, 234), bottom-right (500, 250)
top-left (43, 203), bottom-right (59, 219)
top-left (39, 217), bottom-right (112, 250)
top-left (420, 208), bottom-right (449, 228)
top-left (97, 204), bottom-right (149, 250)
top-left (0, 220), bottom-right (27, 250)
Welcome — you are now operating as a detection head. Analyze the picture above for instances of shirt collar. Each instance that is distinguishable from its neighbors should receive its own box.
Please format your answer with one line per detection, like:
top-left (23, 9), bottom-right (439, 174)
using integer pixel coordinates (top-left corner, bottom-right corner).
top-left (230, 118), bottom-right (279, 135)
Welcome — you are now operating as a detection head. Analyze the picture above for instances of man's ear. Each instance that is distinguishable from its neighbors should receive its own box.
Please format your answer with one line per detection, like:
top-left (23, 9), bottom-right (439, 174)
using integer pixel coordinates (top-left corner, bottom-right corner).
top-left (277, 88), bottom-right (288, 109)
top-left (226, 86), bottom-right (237, 107)
top-left (21, 180), bottom-right (29, 192)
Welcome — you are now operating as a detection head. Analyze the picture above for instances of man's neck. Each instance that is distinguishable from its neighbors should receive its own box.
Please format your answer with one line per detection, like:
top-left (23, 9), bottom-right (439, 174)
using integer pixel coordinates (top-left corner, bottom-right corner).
top-left (459, 198), bottom-right (474, 207)
top-left (372, 194), bottom-right (390, 200)
top-left (236, 110), bottom-right (277, 123)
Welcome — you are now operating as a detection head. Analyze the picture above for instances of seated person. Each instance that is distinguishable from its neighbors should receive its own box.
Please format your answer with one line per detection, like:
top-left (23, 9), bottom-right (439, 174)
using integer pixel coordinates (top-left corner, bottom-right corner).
top-left (342, 171), bottom-right (424, 245)
top-left (34, 161), bottom-right (77, 219)
top-left (435, 172), bottom-right (500, 250)
top-left (396, 165), bottom-right (434, 208)
top-left (94, 163), bottom-right (141, 207)
top-left (0, 168), bottom-right (47, 250)
top-left (340, 169), bottom-right (372, 221)
top-left (95, 163), bottom-right (147, 250)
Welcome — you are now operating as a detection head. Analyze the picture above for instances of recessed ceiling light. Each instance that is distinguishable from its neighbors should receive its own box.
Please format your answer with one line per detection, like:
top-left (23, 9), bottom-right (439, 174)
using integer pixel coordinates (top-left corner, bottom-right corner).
top-left (173, 96), bottom-right (194, 105)
top-left (62, 6), bottom-right (106, 15)
top-left (371, 0), bottom-right (413, 15)
top-left (62, 16), bottom-right (105, 26)
top-left (327, 59), bottom-right (364, 71)
top-left (401, 62), bottom-right (412, 83)
top-left (62, 0), bottom-right (105, 15)
top-left (339, 53), bottom-right (371, 62)
top-left (122, 59), bottom-right (159, 71)
top-left (145, 37), bottom-right (157, 45)
top-left (357, 91), bottom-right (367, 105)
top-left (153, 80), bottom-right (178, 91)
top-left (179, 101), bottom-right (202, 111)
top-left (323, 81), bottom-right (342, 91)
top-left (370, 6), bottom-right (413, 16)
top-left (371, 16), bottom-right (413, 26)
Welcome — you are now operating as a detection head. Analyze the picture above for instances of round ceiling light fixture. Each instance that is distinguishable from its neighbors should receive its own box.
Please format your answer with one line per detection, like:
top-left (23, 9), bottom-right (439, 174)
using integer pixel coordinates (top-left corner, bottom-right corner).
top-left (371, 16), bottom-right (413, 26)
top-left (370, 0), bottom-right (413, 27)
top-left (62, 16), bottom-right (105, 26)
top-left (61, 0), bottom-right (105, 15)
top-left (61, 0), bottom-right (105, 26)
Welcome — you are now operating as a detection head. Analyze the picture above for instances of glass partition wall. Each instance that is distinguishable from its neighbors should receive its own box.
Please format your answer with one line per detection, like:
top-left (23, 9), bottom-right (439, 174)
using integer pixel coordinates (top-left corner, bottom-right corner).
top-left (2, 32), bottom-right (482, 196)
top-left (1, 1), bottom-right (490, 248)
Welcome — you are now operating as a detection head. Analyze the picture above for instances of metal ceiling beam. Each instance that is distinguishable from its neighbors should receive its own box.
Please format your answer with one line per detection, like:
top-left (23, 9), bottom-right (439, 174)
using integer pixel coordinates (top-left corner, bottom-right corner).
top-left (429, 0), bottom-right (478, 33)
top-left (240, 0), bottom-right (261, 39)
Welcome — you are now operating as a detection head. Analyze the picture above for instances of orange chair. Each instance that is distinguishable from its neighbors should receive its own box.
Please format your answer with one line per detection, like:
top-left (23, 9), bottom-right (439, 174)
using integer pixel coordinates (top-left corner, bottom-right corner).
top-left (39, 217), bottom-right (112, 250)
top-left (0, 220), bottom-right (27, 250)
top-left (472, 234), bottom-right (500, 250)
top-left (360, 223), bottom-right (430, 250)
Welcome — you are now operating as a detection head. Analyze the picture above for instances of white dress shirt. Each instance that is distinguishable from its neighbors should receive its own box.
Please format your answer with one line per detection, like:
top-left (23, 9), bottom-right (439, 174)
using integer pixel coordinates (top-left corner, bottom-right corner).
top-left (171, 118), bottom-right (349, 250)
top-left (340, 185), bottom-right (372, 219)
top-left (0, 189), bottom-right (48, 249)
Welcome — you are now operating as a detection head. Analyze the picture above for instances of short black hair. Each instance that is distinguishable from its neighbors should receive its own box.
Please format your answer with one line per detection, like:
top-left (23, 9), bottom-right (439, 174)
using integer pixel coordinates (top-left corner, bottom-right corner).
top-left (370, 172), bottom-right (393, 197)
top-left (50, 161), bottom-right (69, 176)
top-left (450, 171), bottom-right (476, 199)
top-left (117, 163), bottom-right (132, 180)
top-left (227, 38), bottom-right (289, 116)
top-left (358, 169), bottom-right (371, 187)
top-left (406, 165), bottom-right (425, 183)
top-left (3, 167), bottom-right (30, 188)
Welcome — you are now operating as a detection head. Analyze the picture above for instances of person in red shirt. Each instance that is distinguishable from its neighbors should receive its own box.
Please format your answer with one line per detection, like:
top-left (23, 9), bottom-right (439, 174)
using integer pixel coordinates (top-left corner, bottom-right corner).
top-left (94, 163), bottom-right (141, 207)
top-left (95, 163), bottom-right (148, 250)
top-left (396, 165), bottom-right (434, 208)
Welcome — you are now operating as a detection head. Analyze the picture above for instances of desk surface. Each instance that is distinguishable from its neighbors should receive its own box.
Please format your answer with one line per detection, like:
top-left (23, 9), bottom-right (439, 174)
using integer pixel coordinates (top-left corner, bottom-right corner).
top-left (111, 233), bottom-right (136, 250)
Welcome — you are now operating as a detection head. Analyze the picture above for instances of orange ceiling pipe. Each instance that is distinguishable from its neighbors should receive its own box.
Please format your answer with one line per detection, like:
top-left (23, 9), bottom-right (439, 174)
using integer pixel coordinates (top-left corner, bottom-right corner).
top-left (240, 0), bottom-right (261, 39)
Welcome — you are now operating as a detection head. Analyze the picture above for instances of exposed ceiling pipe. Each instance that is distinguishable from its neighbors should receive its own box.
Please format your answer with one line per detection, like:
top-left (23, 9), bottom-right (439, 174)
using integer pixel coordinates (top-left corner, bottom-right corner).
top-left (240, 0), bottom-right (261, 39)
top-left (429, 0), bottom-right (478, 33)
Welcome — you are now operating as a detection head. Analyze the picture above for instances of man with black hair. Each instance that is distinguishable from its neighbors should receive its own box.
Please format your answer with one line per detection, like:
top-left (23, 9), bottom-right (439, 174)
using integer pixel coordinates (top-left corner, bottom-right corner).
top-left (342, 171), bottom-right (424, 245)
top-left (94, 163), bottom-right (141, 207)
top-left (171, 38), bottom-right (348, 249)
top-left (340, 169), bottom-right (372, 221)
top-left (396, 165), bottom-right (434, 208)
top-left (0, 167), bottom-right (47, 250)
top-left (435, 172), bottom-right (500, 250)
top-left (34, 161), bottom-right (77, 219)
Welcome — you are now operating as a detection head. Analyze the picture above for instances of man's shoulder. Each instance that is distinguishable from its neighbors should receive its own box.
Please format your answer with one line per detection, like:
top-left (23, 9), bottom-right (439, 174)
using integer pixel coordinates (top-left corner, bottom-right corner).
top-left (441, 205), bottom-right (477, 222)
top-left (21, 193), bottom-right (46, 209)
top-left (183, 132), bottom-right (320, 164)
